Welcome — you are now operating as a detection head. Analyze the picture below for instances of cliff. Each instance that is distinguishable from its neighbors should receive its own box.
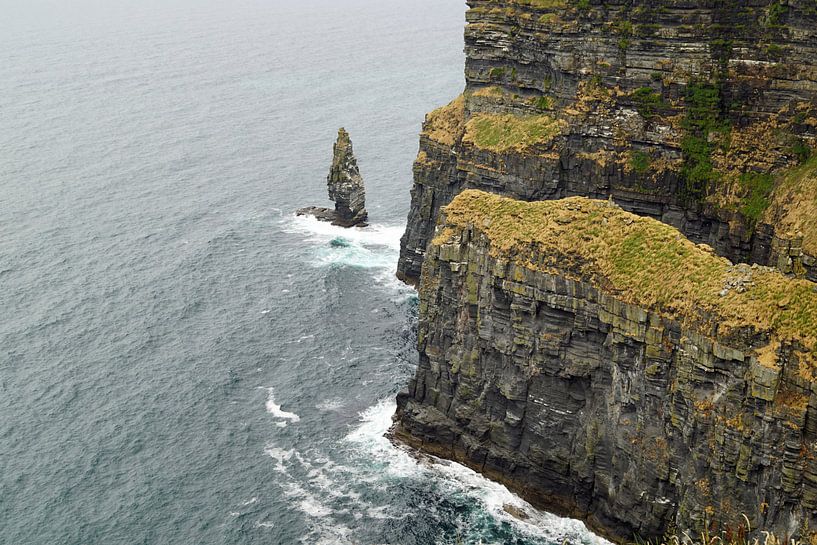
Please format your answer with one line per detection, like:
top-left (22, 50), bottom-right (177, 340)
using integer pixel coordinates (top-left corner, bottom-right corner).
top-left (394, 190), bottom-right (817, 543)
top-left (397, 0), bottom-right (817, 284)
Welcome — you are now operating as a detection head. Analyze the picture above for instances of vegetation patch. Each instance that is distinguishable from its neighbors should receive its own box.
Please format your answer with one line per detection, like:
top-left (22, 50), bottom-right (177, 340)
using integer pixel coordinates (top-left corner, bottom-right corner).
top-left (631, 87), bottom-right (666, 119)
top-left (509, 0), bottom-right (566, 8)
top-left (464, 113), bottom-right (564, 153)
top-left (738, 172), bottom-right (775, 225)
top-left (629, 150), bottom-right (652, 174)
top-left (680, 81), bottom-right (730, 202)
top-left (533, 95), bottom-right (553, 110)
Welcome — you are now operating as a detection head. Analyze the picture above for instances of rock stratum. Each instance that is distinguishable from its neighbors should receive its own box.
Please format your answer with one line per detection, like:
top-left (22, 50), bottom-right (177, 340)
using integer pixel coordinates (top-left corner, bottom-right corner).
top-left (397, 0), bottom-right (817, 285)
top-left (298, 128), bottom-right (368, 227)
top-left (394, 190), bottom-right (817, 542)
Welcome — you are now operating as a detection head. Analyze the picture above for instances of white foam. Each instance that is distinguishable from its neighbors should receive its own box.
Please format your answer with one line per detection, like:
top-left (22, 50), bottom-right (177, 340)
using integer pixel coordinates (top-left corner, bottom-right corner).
top-left (264, 445), bottom-right (294, 472)
top-left (298, 498), bottom-right (333, 518)
top-left (280, 214), bottom-right (416, 288)
top-left (344, 399), bottom-right (427, 479)
top-left (284, 482), bottom-right (336, 520)
top-left (285, 334), bottom-right (315, 345)
top-left (344, 399), bottom-right (614, 545)
top-left (315, 399), bottom-right (344, 411)
top-left (282, 214), bottom-right (403, 250)
top-left (260, 387), bottom-right (300, 422)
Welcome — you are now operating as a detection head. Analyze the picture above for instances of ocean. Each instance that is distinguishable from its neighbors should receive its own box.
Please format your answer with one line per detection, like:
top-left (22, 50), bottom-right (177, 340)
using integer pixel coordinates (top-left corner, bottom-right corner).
top-left (0, 1), bottom-right (609, 543)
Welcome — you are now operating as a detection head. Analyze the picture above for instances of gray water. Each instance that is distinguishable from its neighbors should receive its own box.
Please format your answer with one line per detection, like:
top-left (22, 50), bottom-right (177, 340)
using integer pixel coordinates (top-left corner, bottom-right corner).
top-left (0, 1), bottom-right (609, 543)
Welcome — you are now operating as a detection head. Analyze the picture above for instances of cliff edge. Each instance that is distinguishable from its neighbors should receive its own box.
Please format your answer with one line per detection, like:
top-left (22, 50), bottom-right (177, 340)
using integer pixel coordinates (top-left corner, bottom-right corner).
top-left (394, 190), bottom-right (817, 543)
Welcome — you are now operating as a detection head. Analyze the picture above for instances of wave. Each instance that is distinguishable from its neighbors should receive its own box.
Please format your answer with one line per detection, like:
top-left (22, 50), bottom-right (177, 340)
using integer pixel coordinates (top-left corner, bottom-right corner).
top-left (315, 399), bottom-right (344, 412)
top-left (344, 399), bottom-right (613, 545)
top-left (264, 445), bottom-right (295, 472)
top-left (280, 214), bottom-right (416, 286)
top-left (282, 213), bottom-right (403, 250)
top-left (260, 387), bottom-right (300, 423)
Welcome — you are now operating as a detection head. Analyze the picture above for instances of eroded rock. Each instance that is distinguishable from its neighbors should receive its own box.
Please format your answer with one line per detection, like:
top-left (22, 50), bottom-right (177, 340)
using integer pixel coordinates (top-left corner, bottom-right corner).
top-left (298, 128), bottom-right (368, 228)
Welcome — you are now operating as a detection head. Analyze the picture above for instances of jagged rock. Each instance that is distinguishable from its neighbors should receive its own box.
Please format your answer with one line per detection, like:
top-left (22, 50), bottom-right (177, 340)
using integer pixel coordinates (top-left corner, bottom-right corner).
top-left (298, 128), bottom-right (368, 228)
top-left (396, 0), bottom-right (817, 284)
top-left (393, 190), bottom-right (817, 544)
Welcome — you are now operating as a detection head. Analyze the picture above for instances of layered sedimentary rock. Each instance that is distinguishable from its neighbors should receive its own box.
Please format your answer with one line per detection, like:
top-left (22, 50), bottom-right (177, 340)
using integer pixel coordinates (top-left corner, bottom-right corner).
top-left (397, 0), bottom-right (817, 284)
top-left (394, 190), bottom-right (817, 543)
top-left (298, 128), bottom-right (368, 227)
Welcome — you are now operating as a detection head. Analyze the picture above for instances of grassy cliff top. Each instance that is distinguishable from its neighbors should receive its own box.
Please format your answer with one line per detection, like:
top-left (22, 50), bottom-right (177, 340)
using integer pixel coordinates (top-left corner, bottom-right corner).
top-left (422, 95), bottom-right (465, 147)
top-left (435, 190), bottom-right (817, 364)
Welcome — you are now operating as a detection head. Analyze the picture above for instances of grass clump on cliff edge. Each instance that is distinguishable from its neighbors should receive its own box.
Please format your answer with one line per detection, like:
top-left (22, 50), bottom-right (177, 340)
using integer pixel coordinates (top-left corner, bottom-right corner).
top-left (509, 0), bottom-right (566, 8)
top-left (434, 190), bottom-right (817, 363)
top-left (422, 95), bottom-right (465, 147)
top-left (766, 155), bottom-right (817, 255)
top-left (464, 113), bottom-right (564, 153)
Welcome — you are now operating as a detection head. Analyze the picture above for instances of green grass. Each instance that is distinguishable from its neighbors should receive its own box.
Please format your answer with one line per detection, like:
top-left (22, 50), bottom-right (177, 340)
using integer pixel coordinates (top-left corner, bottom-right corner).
top-left (464, 113), bottom-right (563, 152)
top-left (631, 87), bottom-right (666, 118)
top-left (739, 172), bottom-right (775, 225)
top-left (630, 151), bottom-right (651, 174)
top-left (534, 95), bottom-right (553, 110)
top-left (680, 81), bottom-right (729, 202)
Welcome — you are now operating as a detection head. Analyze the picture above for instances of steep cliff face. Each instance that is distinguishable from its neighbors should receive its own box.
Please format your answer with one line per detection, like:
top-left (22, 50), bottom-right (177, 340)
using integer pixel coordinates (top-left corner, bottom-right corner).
top-left (397, 0), bottom-right (817, 284)
top-left (394, 190), bottom-right (817, 543)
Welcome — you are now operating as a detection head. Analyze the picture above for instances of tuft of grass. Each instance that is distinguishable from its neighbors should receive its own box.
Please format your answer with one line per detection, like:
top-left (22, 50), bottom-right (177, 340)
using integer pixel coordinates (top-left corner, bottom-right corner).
top-left (633, 517), bottom-right (802, 545)
top-left (464, 113), bottom-right (564, 153)
top-left (534, 95), bottom-right (553, 110)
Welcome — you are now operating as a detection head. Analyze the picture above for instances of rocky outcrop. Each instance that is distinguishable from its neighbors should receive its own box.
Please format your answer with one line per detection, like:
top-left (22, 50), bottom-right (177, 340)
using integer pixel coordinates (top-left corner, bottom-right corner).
top-left (397, 0), bottom-right (817, 284)
top-left (394, 190), bottom-right (817, 543)
top-left (298, 128), bottom-right (368, 227)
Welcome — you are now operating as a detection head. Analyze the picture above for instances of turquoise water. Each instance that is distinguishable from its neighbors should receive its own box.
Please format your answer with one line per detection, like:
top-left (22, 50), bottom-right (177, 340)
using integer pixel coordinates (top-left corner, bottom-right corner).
top-left (0, 1), bottom-right (610, 543)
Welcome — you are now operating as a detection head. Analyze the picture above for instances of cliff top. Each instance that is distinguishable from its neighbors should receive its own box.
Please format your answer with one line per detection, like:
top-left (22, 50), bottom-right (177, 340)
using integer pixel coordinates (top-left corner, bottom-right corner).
top-left (436, 190), bottom-right (817, 367)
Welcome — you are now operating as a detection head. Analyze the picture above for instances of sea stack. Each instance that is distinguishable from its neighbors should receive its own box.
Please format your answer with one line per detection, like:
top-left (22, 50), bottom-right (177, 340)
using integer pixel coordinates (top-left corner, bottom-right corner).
top-left (298, 128), bottom-right (368, 228)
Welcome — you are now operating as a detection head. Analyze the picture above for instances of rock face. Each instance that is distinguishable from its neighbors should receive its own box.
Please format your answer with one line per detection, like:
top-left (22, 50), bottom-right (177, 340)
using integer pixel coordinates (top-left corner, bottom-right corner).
top-left (397, 0), bottom-right (817, 284)
top-left (394, 190), bottom-right (817, 543)
top-left (298, 128), bottom-right (368, 227)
